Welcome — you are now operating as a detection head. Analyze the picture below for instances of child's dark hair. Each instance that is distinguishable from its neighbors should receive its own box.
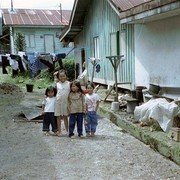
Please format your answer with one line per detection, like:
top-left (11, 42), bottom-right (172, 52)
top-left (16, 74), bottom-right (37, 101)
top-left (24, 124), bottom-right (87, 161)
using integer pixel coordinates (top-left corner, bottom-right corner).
top-left (45, 86), bottom-right (57, 96)
top-left (86, 82), bottom-right (95, 89)
top-left (56, 69), bottom-right (67, 78)
top-left (70, 80), bottom-right (83, 93)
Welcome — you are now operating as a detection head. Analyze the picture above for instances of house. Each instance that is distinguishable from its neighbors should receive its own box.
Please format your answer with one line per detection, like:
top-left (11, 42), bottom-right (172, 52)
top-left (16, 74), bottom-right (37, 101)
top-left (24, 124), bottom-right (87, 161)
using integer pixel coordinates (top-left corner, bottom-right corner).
top-left (0, 8), bottom-right (71, 54)
top-left (60, 0), bottom-right (126, 88)
top-left (60, 0), bottom-right (180, 99)
top-left (116, 0), bottom-right (180, 99)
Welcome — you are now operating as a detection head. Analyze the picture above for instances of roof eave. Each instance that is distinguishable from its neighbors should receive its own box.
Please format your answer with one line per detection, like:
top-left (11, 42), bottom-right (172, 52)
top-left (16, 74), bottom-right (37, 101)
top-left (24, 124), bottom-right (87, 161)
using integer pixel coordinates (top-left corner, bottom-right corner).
top-left (3, 24), bottom-right (65, 28)
top-left (119, 0), bottom-right (179, 20)
top-left (59, 0), bottom-right (79, 41)
top-left (59, 0), bottom-right (91, 42)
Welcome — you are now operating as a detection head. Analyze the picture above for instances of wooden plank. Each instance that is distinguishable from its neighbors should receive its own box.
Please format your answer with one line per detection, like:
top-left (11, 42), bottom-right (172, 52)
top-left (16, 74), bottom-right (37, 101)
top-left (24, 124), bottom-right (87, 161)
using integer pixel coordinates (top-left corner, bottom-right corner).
top-left (123, 96), bottom-right (139, 102)
top-left (104, 83), bottom-right (115, 101)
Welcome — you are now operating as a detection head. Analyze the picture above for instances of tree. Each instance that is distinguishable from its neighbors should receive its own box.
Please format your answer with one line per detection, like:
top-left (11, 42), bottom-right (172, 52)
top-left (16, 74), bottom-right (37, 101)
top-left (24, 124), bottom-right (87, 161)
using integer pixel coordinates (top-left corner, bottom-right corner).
top-left (0, 26), bottom-right (10, 53)
top-left (14, 32), bottom-right (26, 52)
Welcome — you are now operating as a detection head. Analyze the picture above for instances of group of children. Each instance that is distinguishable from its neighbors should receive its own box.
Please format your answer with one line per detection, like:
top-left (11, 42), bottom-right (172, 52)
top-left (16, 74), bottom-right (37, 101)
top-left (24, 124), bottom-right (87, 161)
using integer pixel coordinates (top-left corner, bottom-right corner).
top-left (41, 69), bottom-right (101, 138)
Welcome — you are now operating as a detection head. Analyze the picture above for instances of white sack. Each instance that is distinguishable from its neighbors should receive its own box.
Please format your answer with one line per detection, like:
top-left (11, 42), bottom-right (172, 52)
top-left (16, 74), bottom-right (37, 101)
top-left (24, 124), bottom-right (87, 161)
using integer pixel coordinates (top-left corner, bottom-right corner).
top-left (134, 98), bottom-right (180, 132)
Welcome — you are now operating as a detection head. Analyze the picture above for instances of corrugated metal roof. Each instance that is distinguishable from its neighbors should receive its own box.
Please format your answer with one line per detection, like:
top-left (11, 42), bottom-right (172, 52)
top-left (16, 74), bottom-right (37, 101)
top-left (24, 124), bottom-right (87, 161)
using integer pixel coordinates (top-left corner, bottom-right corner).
top-left (60, 0), bottom-right (152, 41)
top-left (59, 0), bottom-right (91, 41)
top-left (1, 9), bottom-right (71, 26)
top-left (111, 0), bottom-right (152, 11)
top-left (60, 0), bottom-right (179, 41)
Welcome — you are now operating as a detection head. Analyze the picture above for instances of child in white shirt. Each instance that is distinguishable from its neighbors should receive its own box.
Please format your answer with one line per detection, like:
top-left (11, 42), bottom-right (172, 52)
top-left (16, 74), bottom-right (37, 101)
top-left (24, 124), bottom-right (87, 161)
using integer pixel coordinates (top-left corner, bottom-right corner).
top-left (42, 86), bottom-right (57, 136)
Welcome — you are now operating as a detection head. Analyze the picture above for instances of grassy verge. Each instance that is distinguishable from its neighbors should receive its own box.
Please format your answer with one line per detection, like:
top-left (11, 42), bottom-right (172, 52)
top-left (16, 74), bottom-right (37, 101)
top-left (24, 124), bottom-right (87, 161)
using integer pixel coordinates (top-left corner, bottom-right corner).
top-left (0, 68), bottom-right (54, 90)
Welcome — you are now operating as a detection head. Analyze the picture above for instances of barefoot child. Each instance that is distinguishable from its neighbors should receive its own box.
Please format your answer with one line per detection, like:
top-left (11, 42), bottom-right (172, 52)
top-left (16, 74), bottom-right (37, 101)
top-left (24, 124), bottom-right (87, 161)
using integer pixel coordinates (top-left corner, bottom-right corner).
top-left (85, 82), bottom-right (101, 137)
top-left (54, 69), bottom-right (70, 136)
top-left (42, 86), bottom-right (57, 135)
top-left (68, 81), bottom-right (86, 138)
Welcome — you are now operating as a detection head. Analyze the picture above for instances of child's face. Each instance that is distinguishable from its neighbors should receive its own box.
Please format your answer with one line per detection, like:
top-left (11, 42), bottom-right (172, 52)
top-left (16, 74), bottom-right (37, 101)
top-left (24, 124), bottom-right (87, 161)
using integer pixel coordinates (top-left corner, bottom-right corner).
top-left (58, 73), bottom-right (67, 83)
top-left (47, 90), bottom-right (54, 97)
top-left (87, 85), bottom-right (94, 94)
top-left (71, 84), bottom-right (78, 92)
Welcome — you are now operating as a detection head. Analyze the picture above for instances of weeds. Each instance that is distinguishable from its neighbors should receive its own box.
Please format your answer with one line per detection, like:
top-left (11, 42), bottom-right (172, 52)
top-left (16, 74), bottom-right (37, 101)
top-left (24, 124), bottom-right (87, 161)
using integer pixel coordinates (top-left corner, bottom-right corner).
top-left (0, 69), bottom-right (54, 89)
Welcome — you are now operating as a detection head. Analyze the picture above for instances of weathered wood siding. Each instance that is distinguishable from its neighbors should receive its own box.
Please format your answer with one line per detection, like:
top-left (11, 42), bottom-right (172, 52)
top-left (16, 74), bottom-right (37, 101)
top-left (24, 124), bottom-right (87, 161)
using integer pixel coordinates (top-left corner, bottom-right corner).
top-left (120, 24), bottom-right (134, 87)
top-left (74, 0), bottom-right (133, 89)
top-left (14, 27), bottom-right (62, 53)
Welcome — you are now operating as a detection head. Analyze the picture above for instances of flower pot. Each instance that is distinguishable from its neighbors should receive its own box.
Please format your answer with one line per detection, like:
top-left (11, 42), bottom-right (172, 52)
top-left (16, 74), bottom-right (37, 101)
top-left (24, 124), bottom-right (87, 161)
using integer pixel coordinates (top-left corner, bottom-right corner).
top-left (26, 84), bottom-right (34, 92)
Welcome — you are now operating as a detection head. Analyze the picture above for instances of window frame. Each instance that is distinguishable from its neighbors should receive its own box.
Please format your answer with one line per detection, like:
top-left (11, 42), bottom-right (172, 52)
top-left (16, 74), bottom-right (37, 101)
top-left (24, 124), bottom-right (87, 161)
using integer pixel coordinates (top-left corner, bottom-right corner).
top-left (93, 36), bottom-right (100, 59)
top-left (25, 34), bottom-right (35, 48)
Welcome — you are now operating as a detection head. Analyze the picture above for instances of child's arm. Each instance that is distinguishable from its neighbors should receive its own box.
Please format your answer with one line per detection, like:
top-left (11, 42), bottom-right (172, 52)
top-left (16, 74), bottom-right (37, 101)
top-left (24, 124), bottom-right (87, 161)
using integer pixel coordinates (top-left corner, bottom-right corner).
top-left (53, 71), bottom-right (58, 83)
top-left (95, 101), bottom-right (100, 112)
top-left (41, 104), bottom-right (45, 115)
top-left (95, 93), bottom-right (101, 112)
top-left (67, 93), bottom-right (71, 114)
top-left (41, 98), bottom-right (46, 115)
top-left (82, 95), bottom-right (87, 113)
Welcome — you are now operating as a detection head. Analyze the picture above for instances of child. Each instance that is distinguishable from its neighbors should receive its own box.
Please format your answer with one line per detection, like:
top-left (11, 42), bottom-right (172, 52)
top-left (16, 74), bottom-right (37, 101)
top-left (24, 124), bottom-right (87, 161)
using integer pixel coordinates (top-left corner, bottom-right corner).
top-left (42, 86), bottom-right (57, 136)
top-left (68, 80), bottom-right (86, 138)
top-left (85, 82), bottom-right (101, 137)
top-left (54, 69), bottom-right (70, 136)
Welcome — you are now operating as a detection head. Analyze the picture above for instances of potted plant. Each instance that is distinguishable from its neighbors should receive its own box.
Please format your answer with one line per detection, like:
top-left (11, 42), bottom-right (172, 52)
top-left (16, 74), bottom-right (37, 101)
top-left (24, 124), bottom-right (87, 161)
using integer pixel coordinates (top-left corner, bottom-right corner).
top-left (26, 79), bottom-right (34, 92)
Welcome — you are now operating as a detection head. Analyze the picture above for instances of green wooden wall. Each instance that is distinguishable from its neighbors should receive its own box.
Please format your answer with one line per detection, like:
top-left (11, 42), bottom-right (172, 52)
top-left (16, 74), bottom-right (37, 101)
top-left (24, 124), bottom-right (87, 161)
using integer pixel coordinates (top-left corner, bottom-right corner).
top-left (74, 0), bottom-right (134, 89)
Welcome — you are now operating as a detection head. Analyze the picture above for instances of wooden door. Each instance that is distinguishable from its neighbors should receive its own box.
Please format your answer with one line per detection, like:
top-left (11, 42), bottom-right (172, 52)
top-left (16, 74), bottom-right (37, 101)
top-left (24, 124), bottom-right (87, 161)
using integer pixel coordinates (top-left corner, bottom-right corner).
top-left (44, 35), bottom-right (54, 53)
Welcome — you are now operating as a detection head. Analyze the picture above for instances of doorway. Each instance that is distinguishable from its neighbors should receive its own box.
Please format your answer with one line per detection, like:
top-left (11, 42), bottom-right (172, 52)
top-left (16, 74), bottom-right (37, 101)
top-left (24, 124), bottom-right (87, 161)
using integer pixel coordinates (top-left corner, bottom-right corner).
top-left (81, 48), bottom-right (86, 72)
top-left (44, 35), bottom-right (54, 53)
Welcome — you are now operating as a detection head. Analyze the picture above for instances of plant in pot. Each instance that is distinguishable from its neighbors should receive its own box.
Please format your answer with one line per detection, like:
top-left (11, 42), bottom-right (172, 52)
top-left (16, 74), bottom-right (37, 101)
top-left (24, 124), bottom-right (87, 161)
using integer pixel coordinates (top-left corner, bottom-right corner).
top-left (26, 79), bottom-right (34, 92)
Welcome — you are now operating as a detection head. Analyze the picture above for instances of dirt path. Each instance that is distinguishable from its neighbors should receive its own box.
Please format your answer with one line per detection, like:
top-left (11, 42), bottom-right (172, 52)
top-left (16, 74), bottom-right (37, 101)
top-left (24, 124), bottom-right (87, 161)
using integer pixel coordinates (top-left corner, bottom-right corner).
top-left (0, 82), bottom-right (180, 179)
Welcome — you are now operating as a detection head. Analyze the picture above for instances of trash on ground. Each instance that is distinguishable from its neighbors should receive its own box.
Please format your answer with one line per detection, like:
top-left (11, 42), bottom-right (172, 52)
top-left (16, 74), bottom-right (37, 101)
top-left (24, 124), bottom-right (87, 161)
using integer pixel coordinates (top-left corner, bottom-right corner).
top-left (17, 106), bottom-right (43, 122)
top-left (134, 98), bottom-right (180, 132)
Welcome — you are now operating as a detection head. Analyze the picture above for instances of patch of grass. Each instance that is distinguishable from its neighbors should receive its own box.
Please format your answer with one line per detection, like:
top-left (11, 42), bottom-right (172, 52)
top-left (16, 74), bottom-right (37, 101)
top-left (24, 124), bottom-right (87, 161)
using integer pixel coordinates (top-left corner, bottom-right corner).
top-left (0, 68), bottom-right (54, 90)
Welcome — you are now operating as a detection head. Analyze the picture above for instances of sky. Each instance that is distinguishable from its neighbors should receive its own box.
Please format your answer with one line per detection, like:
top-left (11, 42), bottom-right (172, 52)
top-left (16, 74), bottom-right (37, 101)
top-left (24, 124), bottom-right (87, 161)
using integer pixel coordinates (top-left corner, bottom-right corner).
top-left (0, 0), bottom-right (75, 10)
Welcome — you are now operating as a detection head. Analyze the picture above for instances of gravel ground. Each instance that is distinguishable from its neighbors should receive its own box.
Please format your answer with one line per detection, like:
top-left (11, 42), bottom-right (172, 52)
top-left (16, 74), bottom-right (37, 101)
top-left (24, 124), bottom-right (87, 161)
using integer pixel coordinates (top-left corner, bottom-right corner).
top-left (0, 82), bottom-right (180, 179)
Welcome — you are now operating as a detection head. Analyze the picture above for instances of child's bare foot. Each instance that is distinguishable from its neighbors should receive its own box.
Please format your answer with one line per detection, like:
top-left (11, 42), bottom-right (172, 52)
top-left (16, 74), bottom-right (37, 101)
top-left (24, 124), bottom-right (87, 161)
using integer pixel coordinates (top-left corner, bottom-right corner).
top-left (44, 132), bottom-right (50, 136)
top-left (56, 131), bottom-right (62, 137)
top-left (70, 135), bottom-right (75, 139)
top-left (86, 133), bottom-right (91, 137)
top-left (79, 135), bottom-right (84, 138)
top-left (91, 132), bottom-right (95, 137)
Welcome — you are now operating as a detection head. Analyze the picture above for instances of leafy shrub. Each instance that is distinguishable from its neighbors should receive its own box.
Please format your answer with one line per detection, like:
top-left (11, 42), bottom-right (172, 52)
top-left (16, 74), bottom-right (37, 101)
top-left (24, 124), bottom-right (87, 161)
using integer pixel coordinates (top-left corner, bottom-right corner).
top-left (63, 58), bottom-right (75, 81)
top-left (14, 32), bottom-right (26, 52)
top-left (36, 69), bottom-right (54, 81)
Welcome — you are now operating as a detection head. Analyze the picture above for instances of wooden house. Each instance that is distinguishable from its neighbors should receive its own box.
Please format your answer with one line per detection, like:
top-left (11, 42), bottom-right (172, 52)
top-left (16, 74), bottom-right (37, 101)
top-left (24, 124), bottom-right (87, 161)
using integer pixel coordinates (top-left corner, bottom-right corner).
top-left (1, 8), bottom-right (71, 54)
top-left (117, 0), bottom-right (180, 99)
top-left (60, 0), bottom-right (180, 99)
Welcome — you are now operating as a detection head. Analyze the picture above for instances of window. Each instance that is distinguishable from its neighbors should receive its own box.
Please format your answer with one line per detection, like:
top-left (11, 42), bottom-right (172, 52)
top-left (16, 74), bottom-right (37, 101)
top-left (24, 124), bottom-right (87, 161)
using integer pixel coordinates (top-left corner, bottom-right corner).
top-left (120, 25), bottom-right (126, 58)
top-left (25, 34), bottom-right (35, 48)
top-left (110, 31), bottom-right (119, 56)
top-left (93, 36), bottom-right (100, 59)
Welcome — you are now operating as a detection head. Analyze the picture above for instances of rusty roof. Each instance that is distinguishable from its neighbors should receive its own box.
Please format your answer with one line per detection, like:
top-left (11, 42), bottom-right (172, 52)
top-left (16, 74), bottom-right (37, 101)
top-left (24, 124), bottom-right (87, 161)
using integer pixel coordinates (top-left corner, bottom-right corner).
top-left (111, 0), bottom-right (179, 19)
top-left (60, 0), bottom-right (153, 41)
top-left (59, 0), bottom-right (91, 41)
top-left (111, 0), bottom-right (152, 11)
top-left (1, 9), bottom-right (71, 27)
top-left (60, 0), bottom-right (179, 41)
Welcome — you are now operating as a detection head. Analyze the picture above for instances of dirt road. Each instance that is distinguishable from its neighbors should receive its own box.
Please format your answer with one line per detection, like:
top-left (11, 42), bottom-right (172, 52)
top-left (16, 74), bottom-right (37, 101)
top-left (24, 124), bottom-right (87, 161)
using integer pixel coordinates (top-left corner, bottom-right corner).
top-left (0, 82), bottom-right (180, 179)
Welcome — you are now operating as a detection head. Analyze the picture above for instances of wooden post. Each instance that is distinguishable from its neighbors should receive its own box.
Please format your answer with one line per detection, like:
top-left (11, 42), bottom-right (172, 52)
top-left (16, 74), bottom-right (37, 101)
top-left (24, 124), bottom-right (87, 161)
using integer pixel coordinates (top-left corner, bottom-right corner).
top-left (106, 55), bottom-right (124, 102)
top-left (89, 58), bottom-right (99, 83)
